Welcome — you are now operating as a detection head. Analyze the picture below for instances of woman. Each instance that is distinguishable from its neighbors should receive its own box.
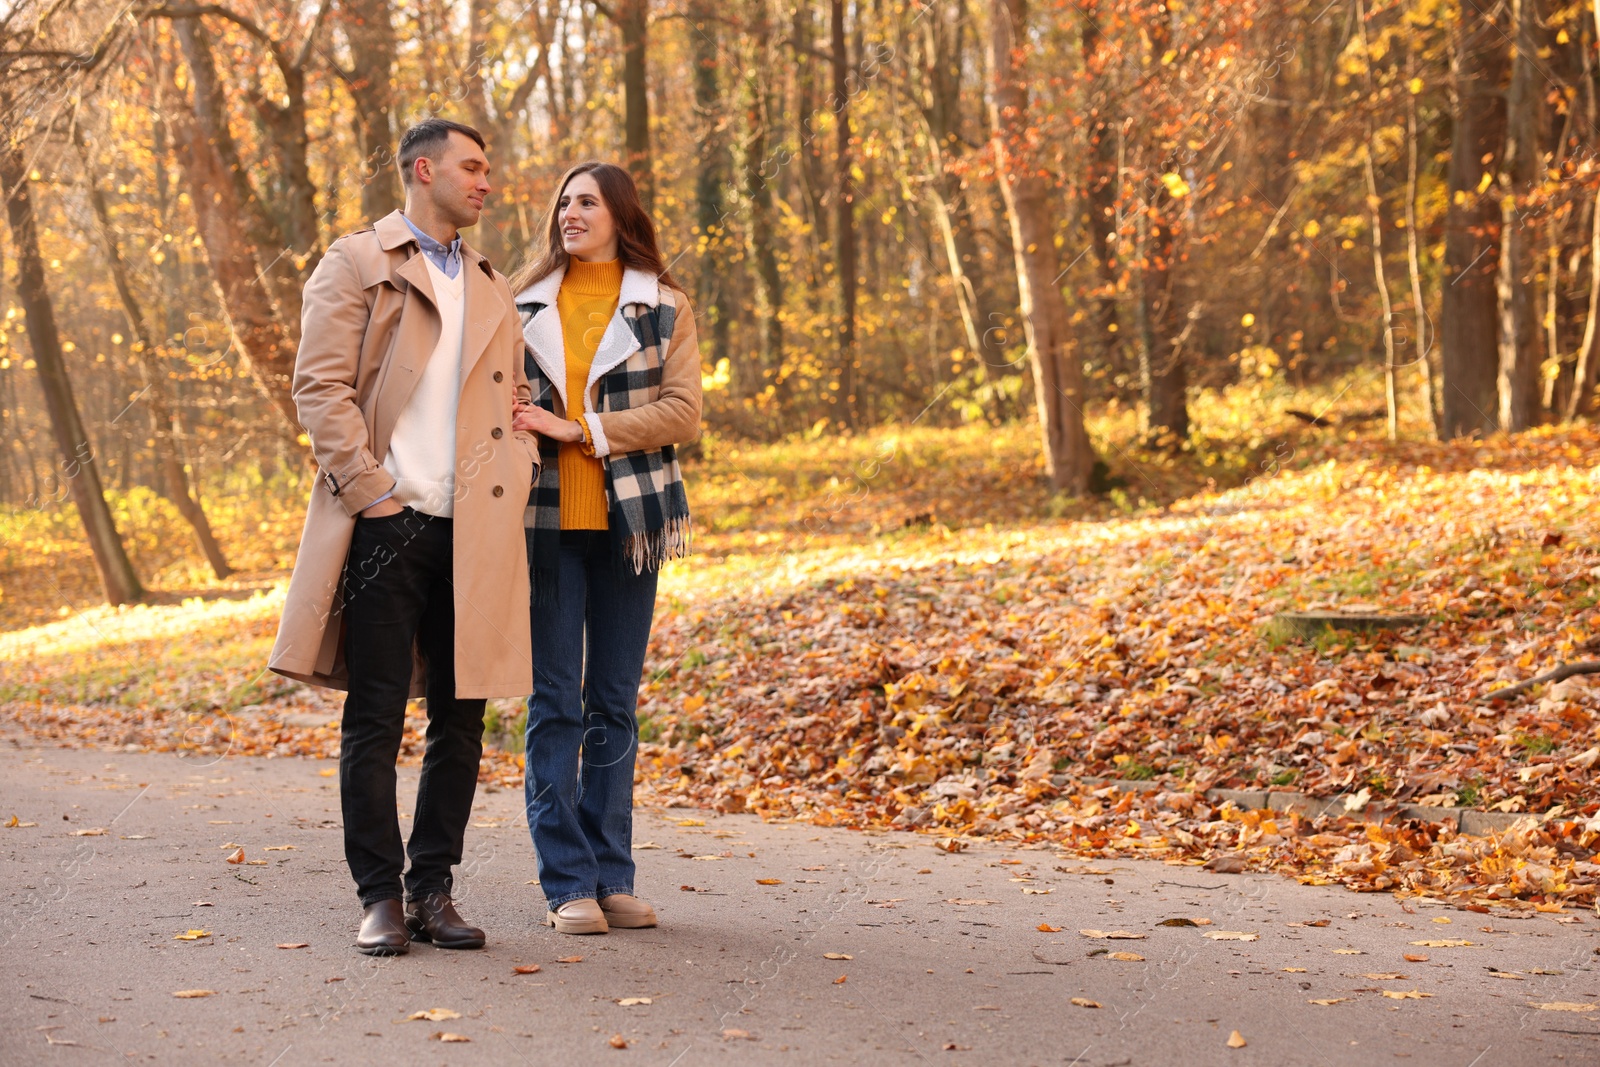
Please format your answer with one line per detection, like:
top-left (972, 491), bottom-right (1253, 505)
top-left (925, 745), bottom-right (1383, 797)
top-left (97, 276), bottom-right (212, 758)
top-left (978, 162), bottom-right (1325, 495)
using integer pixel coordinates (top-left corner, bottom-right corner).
top-left (508, 162), bottom-right (701, 934)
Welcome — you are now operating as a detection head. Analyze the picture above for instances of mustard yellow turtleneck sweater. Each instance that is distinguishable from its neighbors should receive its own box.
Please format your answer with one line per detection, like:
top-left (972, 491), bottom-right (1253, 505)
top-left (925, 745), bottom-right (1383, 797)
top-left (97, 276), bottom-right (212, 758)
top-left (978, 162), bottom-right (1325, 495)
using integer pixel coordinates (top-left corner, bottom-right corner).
top-left (556, 257), bottom-right (621, 530)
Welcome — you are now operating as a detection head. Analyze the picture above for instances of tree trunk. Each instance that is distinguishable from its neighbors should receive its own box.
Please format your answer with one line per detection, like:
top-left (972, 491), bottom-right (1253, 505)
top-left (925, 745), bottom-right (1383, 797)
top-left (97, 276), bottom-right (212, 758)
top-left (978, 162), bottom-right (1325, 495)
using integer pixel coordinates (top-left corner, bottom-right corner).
top-left (988, 0), bottom-right (1096, 493)
top-left (830, 0), bottom-right (858, 427)
top-left (338, 0), bottom-right (400, 219)
top-left (1, 136), bottom-right (143, 605)
top-left (1567, 186), bottom-right (1600, 419)
top-left (168, 28), bottom-right (303, 435)
top-left (76, 128), bottom-right (233, 579)
top-left (1439, 1), bottom-right (1509, 439)
top-left (1496, 0), bottom-right (1543, 432)
top-left (619, 0), bottom-right (651, 209)
top-left (174, 17), bottom-right (303, 330)
top-left (743, 1), bottom-right (786, 408)
top-left (689, 0), bottom-right (732, 394)
top-left (1404, 42), bottom-right (1438, 435)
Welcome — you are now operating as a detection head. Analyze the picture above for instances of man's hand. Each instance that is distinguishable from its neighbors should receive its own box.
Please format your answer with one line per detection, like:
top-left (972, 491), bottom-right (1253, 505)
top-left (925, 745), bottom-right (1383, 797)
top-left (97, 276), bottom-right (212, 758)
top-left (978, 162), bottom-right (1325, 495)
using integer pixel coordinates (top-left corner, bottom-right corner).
top-left (362, 497), bottom-right (405, 518)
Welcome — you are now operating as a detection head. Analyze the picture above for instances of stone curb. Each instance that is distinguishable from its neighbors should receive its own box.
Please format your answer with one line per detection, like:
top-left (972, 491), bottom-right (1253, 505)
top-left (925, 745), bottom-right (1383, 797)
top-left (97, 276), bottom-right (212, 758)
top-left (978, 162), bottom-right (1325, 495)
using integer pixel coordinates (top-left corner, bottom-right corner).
top-left (1074, 776), bottom-right (1542, 836)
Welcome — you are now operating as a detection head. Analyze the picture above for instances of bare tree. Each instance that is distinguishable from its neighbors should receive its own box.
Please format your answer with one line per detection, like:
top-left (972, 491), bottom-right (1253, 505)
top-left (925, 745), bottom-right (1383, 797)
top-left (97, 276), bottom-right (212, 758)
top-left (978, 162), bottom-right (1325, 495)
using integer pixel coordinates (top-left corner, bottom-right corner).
top-left (987, 0), bottom-right (1096, 492)
top-left (1, 129), bottom-right (143, 604)
top-left (1439, 1), bottom-right (1509, 439)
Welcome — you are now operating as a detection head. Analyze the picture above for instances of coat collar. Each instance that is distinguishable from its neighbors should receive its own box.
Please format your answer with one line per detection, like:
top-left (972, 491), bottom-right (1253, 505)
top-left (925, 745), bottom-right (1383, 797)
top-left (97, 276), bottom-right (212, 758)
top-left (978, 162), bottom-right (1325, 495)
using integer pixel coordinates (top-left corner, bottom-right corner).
top-left (513, 261), bottom-right (661, 309)
top-left (374, 209), bottom-right (490, 273)
top-left (515, 262), bottom-right (659, 416)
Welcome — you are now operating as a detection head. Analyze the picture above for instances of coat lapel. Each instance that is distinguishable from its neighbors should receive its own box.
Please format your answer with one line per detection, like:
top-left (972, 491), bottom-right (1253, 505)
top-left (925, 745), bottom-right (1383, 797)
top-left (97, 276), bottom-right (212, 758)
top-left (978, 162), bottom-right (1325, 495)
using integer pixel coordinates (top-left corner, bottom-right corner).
top-left (458, 258), bottom-right (503, 389)
top-left (371, 251), bottom-right (442, 460)
top-left (582, 268), bottom-right (661, 406)
top-left (516, 267), bottom-right (569, 410)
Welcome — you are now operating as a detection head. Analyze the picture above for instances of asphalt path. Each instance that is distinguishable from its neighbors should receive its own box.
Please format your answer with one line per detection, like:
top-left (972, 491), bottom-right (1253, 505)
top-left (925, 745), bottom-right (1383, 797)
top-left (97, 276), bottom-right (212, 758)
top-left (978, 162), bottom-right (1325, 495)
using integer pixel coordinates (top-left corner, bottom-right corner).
top-left (2, 741), bottom-right (1596, 1066)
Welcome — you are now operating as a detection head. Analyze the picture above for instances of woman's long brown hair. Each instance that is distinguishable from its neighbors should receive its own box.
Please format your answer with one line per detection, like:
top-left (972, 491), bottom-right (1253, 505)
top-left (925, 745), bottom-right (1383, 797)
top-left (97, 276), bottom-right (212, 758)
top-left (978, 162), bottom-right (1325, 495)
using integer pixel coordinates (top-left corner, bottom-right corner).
top-left (507, 161), bottom-right (679, 295)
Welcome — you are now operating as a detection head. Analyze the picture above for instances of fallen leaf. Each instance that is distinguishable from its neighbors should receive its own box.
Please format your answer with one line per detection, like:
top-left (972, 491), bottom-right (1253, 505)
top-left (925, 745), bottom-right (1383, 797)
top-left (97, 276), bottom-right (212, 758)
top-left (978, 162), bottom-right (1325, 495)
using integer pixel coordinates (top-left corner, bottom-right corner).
top-left (800, 865), bottom-right (827, 871)
top-left (1403, 953), bottom-right (1429, 962)
top-left (1430, 916), bottom-right (1451, 924)
top-left (264, 845), bottom-right (296, 851)
top-left (823, 953), bottom-right (853, 960)
top-left (1529, 1002), bottom-right (1598, 1012)
top-left (1332, 949), bottom-right (1365, 955)
top-left (676, 818), bottom-right (705, 826)
top-left (679, 885), bottom-right (706, 892)
top-left (1022, 887), bottom-right (1053, 895)
top-left (1038, 924), bottom-right (1062, 933)
top-left (945, 899), bottom-right (998, 906)
top-left (756, 878), bottom-right (783, 885)
top-left (1204, 855), bottom-right (1248, 874)
top-left (192, 901), bottom-right (213, 907)
top-left (1227, 1031), bottom-right (1247, 1048)
top-left (1107, 951), bottom-right (1146, 962)
top-left (512, 965), bottom-right (542, 974)
top-left (319, 768), bottom-right (336, 777)
top-left (276, 943), bottom-right (309, 950)
top-left (1158, 917), bottom-right (1200, 927)
top-left (1309, 998), bottom-right (1349, 1005)
top-left (172, 929), bottom-right (212, 940)
top-left (1079, 930), bottom-right (1146, 940)
top-left (171, 990), bottom-right (216, 998)
top-left (833, 975), bottom-right (847, 985)
top-left (1070, 998), bottom-right (1101, 1009)
top-left (608, 1034), bottom-right (628, 1049)
top-left (71, 828), bottom-right (107, 837)
top-left (1408, 939), bottom-right (1473, 948)
top-left (633, 841), bottom-right (662, 849)
top-left (435, 1032), bottom-right (471, 1043)
top-left (1360, 973), bottom-right (1405, 980)
top-left (409, 1009), bottom-right (461, 1021)
top-left (1282, 967), bottom-right (1308, 973)
top-left (934, 837), bottom-right (964, 853)
top-left (1204, 932), bottom-right (1259, 941)
top-left (721, 1029), bottom-right (750, 1040)
top-left (225, 847), bottom-right (245, 864)
top-left (556, 956), bottom-right (584, 964)
top-left (617, 997), bottom-right (652, 1006)
top-left (1380, 990), bottom-right (1432, 1000)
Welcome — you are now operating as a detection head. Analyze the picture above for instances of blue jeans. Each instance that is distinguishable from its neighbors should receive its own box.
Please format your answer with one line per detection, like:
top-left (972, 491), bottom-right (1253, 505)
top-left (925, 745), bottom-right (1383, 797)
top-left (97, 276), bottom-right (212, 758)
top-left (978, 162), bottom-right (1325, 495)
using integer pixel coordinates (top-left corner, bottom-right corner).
top-left (524, 530), bottom-right (658, 909)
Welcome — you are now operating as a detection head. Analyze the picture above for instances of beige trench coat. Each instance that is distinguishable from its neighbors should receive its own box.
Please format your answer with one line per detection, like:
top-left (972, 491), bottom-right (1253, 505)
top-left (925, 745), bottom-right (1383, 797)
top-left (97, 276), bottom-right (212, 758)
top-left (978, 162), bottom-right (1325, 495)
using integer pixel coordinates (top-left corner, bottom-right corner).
top-left (268, 211), bottom-right (539, 699)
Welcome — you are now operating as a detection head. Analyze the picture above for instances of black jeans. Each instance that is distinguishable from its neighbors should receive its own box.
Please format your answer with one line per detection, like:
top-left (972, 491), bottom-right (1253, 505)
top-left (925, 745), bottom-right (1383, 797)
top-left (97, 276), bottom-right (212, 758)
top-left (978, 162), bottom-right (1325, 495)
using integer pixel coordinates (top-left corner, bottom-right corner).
top-left (339, 508), bottom-right (485, 906)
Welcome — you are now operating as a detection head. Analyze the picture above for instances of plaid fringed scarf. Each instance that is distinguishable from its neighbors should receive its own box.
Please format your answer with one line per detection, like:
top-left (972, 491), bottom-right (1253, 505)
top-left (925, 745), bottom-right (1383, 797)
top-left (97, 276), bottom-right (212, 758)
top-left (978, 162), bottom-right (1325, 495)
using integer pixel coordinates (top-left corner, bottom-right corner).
top-left (517, 296), bottom-right (692, 603)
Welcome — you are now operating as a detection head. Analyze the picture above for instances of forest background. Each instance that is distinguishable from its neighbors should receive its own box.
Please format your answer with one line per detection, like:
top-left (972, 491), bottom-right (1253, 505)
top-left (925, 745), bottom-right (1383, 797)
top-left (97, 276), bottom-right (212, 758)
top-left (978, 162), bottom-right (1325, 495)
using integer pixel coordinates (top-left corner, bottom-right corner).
top-left (3, 0), bottom-right (1600, 905)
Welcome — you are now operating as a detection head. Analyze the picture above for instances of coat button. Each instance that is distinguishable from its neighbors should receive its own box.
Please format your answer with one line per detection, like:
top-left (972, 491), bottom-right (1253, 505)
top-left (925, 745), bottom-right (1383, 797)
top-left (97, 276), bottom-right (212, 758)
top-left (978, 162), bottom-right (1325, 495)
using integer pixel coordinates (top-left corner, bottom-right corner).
top-left (493, 371), bottom-right (504, 382)
top-left (492, 485), bottom-right (504, 497)
top-left (491, 427), bottom-right (503, 439)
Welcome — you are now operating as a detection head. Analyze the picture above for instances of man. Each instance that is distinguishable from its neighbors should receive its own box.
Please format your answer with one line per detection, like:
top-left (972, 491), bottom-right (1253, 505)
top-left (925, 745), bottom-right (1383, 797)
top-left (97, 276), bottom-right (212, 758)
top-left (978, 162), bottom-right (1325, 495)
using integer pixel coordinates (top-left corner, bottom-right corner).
top-left (269, 119), bottom-right (538, 955)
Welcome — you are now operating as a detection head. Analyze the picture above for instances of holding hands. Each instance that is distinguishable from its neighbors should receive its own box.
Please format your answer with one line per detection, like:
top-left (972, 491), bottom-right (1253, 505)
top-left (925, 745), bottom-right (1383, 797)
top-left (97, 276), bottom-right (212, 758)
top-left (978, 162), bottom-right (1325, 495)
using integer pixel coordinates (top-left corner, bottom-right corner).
top-left (513, 400), bottom-right (584, 443)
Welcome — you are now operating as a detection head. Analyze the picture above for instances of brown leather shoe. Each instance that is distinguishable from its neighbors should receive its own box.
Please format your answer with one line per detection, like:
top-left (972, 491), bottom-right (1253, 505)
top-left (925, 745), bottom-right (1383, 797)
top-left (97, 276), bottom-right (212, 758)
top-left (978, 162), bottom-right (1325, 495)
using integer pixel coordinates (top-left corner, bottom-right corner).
top-left (355, 899), bottom-right (410, 956)
top-left (404, 893), bottom-right (485, 949)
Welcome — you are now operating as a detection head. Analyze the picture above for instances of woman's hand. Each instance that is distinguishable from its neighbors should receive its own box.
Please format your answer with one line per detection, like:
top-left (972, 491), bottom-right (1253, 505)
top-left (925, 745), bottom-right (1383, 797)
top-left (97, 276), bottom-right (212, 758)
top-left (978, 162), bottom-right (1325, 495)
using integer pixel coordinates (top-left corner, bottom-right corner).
top-left (512, 402), bottom-right (585, 443)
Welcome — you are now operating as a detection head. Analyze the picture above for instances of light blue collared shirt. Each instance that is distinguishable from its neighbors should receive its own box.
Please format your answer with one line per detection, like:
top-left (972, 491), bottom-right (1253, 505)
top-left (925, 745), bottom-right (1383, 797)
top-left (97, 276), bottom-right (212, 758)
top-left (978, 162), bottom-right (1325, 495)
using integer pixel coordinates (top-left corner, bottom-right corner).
top-left (400, 213), bottom-right (463, 279)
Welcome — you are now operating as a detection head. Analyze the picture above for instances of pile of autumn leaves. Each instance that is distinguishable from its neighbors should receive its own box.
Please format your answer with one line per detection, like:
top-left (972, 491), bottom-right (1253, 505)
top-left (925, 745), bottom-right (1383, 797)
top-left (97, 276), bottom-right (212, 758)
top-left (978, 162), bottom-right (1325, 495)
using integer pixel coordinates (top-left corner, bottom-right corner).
top-left (629, 427), bottom-right (1600, 908)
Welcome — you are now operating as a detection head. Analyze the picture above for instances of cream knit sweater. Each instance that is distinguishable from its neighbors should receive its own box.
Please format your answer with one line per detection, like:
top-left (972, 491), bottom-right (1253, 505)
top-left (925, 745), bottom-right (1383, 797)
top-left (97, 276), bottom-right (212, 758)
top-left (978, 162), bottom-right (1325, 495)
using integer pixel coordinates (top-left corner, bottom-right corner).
top-left (383, 257), bottom-right (465, 517)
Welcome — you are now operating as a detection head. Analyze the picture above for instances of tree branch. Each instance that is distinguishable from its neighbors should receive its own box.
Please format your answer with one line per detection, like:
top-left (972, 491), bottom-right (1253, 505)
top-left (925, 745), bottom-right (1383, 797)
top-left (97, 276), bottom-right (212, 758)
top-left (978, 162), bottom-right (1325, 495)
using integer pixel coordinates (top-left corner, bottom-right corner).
top-left (1475, 660), bottom-right (1600, 703)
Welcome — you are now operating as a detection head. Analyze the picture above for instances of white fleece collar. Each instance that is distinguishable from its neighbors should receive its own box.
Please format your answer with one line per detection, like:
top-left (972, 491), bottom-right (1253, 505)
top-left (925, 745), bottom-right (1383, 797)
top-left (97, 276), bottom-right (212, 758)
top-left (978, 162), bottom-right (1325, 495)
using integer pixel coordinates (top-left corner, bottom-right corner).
top-left (513, 263), bottom-right (662, 309)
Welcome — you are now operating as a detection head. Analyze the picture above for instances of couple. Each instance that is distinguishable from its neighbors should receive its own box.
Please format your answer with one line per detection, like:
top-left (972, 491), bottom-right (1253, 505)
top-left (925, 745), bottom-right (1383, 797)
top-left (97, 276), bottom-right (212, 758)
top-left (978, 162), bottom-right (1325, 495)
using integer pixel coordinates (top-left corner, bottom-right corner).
top-left (267, 118), bottom-right (700, 955)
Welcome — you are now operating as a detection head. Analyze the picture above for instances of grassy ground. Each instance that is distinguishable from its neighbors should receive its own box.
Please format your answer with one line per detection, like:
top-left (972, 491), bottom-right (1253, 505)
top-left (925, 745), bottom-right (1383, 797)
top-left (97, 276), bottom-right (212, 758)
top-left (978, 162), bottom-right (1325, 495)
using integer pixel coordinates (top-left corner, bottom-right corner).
top-left (4, 375), bottom-right (1598, 906)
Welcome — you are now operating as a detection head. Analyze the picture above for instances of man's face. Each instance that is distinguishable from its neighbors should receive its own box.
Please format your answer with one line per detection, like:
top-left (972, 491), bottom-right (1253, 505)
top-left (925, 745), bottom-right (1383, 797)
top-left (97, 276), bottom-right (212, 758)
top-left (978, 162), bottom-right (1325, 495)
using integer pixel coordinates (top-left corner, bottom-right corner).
top-left (415, 131), bottom-right (491, 230)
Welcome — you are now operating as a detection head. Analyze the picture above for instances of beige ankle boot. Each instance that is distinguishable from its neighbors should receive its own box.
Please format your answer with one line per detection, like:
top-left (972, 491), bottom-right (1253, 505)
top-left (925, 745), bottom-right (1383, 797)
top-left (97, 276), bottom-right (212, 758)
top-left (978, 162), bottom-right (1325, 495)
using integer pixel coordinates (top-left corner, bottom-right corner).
top-left (599, 894), bottom-right (658, 929)
top-left (545, 898), bottom-right (608, 934)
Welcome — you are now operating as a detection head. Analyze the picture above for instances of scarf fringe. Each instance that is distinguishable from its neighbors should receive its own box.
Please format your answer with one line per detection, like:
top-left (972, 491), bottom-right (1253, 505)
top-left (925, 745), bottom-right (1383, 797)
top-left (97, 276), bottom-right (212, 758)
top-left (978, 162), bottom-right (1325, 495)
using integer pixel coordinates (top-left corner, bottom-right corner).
top-left (620, 515), bottom-right (692, 574)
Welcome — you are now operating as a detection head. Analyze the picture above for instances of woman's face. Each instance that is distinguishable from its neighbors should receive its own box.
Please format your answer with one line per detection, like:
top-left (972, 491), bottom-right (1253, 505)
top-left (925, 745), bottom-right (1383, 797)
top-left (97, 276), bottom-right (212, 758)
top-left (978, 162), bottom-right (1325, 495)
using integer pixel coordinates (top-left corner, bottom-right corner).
top-left (558, 173), bottom-right (619, 262)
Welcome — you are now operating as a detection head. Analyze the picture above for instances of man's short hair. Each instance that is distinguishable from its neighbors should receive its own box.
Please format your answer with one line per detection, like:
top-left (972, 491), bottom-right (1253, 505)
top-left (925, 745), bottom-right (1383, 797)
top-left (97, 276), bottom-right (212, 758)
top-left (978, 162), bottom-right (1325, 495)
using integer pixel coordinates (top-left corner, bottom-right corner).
top-left (397, 119), bottom-right (486, 186)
